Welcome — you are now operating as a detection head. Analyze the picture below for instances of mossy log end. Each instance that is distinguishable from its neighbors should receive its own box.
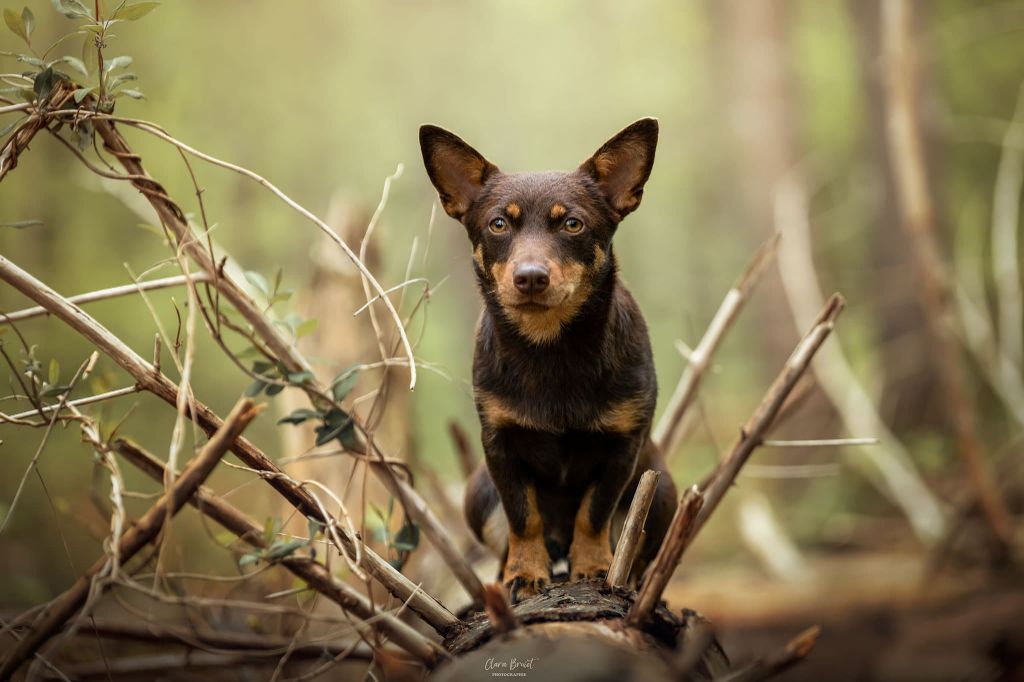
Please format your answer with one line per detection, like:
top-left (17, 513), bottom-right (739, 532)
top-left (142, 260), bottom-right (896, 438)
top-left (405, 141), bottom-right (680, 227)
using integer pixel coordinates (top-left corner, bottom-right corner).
top-left (434, 581), bottom-right (729, 681)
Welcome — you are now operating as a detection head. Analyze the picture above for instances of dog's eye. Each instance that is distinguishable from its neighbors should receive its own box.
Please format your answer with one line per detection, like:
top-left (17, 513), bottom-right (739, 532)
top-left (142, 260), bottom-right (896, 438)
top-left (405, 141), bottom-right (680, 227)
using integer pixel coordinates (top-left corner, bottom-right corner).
top-left (488, 218), bottom-right (509, 235)
top-left (563, 218), bottom-right (585, 234)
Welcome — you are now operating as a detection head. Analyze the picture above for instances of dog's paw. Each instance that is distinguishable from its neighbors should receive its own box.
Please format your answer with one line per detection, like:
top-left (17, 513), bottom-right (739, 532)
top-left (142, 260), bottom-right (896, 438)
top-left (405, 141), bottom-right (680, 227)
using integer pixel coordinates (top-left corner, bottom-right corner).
top-left (569, 539), bottom-right (613, 582)
top-left (502, 570), bottom-right (549, 604)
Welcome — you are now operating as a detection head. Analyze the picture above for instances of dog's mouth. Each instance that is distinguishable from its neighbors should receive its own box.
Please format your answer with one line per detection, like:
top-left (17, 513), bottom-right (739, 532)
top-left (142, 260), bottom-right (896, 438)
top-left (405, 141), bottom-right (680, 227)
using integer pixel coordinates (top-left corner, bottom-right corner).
top-left (511, 302), bottom-right (552, 313)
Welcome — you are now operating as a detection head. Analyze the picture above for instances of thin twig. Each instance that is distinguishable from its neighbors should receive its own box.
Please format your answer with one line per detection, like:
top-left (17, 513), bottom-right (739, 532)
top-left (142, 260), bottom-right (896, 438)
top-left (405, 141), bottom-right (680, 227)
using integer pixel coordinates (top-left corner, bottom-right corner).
top-left (883, 0), bottom-right (1012, 546)
top-left (627, 486), bottom-right (704, 625)
top-left (0, 274), bottom-right (209, 324)
top-left (695, 295), bottom-right (846, 532)
top-left (653, 234), bottom-right (779, 457)
top-left (0, 254), bottom-right (459, 634)
top-left (607, 469), bottom-right (661, 587)
top-left (0, 398), bottom-right (262, 678)
top-left (714, 626), bottom-right (821, 682)
top-left (109, 438), bottom-right (447, 666)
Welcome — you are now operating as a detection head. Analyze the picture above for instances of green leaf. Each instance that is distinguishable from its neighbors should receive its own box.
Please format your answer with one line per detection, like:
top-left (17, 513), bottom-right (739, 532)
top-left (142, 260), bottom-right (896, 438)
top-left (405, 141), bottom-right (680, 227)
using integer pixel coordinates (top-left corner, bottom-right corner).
top-left (277, 408), bottom-right (321, 426)
top-left (72, 86), bottom-right (93, 103)
top-left (1, 219), bottom-right (43, 229)
top-left (112, 2), bottom-right (159, 21)
top-left (264, 539), bottom-right (306, 562)
top-left (330, 368), bottom-right (361, 402)
top-left (262, 516), bottom-right (280, 545)
top-left (295, 318), bottom-right (318, 338)
top-left (265, 383), bottom-right (284, 396)
top-left (17, 53), bottom-right (43, 67)
top-left (306, 517), bottom-right (322, 541)
top-left (238, 552), bottom-right (260, 567)
top-left (117, 88), bottom-right (143, 99)
top-left (40, 383), bottom-right (71, 398)
top-left (50, 55), bottom-right (88, 77)
top-left (4, 9), bottom-right (29, 45)
top-left (107, 72), bottom-right (136, 89)
top-left (51, 0), bottom-right (94, 19)
top-left (244, 379), bottom-right (267, 397)
top-left (392, 520), bottom-right (420, 552)
top-left (32, 67), bottom-right (56, 103)
top-left (74, 118), bottom-right (93, 150)
top-left (314, 408), bottom-right (356, 448)
top-left (103, 55), bottom-right (132, 74)
top-left (21, 7), bottom-right (33, 40)
top-left (244, 270), bottom-right (270, 298)
top-left (48, 358), bottom-right (59, 385)
top-left (286, 370), bottom-right (314, 385)
top-left (81, 34), bottom-right (98, 75)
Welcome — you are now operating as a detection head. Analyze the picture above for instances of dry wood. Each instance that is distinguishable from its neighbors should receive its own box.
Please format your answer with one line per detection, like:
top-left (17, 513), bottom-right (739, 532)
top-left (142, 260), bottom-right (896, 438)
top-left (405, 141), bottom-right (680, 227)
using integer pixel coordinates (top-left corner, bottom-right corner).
top-left (714, 625), bottom-right (820, 682)
top-left (65, 617), bottom-right (376, 660)
top-left (653, 234), bottom-right (779, 457)
top-left (482, 583), bottom-right (519, 634)
top-left (0, 398), bottom-right (261, 679)
top-left (373, 461), bottom-right (487, 605)
top-left (774, 164), bottom-right (947, 543)
top-left (695, 294), bottom-right (845, 532)
top-left (882, 0), bottom-right (1012, 547)
top-left (63, 117), bottom-right (486, 601)
top-left (628, 294), bottom-right (845, 625)
top-left (40, 650), bottom-right (371, 681)
top-left (0, 254), bottom-right (459, 634)
top-left (0, 273), bottom-right (210, 324)
top-left (607, 469), bottom-right (662, 587)
top-left (109, 437), bottom-right (447, 666)
top-left (628, 486), bottom-right (705, 625)
top-left (0, 82), bottom-right (74, 181)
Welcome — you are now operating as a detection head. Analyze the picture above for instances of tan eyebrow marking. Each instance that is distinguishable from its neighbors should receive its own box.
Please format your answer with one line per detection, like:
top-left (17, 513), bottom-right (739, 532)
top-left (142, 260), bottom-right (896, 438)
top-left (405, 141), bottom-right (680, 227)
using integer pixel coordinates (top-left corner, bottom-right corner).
top-left (506, 203), bottom-right (521, 220)
top-left (549, 203), bottom-right (567, 220)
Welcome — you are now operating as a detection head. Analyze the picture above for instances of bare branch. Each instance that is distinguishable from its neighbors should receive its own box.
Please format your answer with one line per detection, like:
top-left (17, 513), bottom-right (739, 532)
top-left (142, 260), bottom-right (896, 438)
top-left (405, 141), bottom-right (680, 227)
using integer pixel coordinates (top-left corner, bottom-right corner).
top-left (0, 254), bottom-right (460, 634)
top-left (109, 438), bottom-right (447, 667)
top-left (653, 234), bottom-right (779, 457)
top-left (714, 626), bottom-right (820, 682)
top-left (883, 0), bottom-right (1012, 546)
top-left (774, 158), bottom-right (947, 543)
top-left (695, 294), bottom-right (845, 532)
top-left (607, 470), bottom-right (661, 587)
top-left (0, 397), bottom-right (262, 678)
top-left (627, 486), bottom-right (704, 625)
top-left (0, 274), bottom-right (211, 324)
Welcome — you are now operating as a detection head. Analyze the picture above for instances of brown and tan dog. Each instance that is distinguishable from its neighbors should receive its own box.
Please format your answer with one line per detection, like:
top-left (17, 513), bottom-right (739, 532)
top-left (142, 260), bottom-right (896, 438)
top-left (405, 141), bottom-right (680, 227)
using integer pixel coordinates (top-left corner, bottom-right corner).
top-left (420, 119), bottom-right (677, 602)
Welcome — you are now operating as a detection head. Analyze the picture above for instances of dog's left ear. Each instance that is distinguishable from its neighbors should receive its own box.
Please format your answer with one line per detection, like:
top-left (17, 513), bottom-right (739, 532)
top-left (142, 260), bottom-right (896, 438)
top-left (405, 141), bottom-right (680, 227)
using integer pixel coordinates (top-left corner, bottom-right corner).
top-left (579, 118), bottom-right (659, 219)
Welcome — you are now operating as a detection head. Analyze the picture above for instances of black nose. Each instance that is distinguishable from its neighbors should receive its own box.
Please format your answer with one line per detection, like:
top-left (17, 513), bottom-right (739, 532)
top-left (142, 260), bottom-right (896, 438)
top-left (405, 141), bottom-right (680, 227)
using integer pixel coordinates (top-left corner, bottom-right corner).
top-left (513, 263), bottom-right (550, 294)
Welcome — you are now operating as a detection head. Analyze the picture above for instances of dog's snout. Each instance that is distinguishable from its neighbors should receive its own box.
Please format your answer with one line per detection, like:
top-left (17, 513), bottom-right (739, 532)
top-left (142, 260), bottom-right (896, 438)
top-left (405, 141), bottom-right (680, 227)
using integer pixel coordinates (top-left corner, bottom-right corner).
top-left (513, 263), bottom-right (550, 295)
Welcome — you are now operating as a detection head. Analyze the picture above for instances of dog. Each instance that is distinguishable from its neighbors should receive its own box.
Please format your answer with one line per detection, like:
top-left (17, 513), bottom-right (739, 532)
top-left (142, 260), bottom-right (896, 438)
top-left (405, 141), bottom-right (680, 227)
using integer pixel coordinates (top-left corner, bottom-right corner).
top-left (419, 119), bottom-right (677, 603)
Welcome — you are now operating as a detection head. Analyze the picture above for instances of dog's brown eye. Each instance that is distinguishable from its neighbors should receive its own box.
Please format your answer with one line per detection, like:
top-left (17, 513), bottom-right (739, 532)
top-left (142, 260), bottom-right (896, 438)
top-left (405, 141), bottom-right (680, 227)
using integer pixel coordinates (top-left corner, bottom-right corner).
top-left (563, 218), bottom-right (584, 234)
top-left (488, 218), bottom-right (508, 234)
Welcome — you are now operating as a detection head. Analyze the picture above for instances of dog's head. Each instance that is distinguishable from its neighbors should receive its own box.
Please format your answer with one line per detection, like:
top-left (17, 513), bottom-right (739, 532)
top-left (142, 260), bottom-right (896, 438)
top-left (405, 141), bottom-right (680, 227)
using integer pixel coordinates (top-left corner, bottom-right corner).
top-left (420, 119), bottom-right (658, 345)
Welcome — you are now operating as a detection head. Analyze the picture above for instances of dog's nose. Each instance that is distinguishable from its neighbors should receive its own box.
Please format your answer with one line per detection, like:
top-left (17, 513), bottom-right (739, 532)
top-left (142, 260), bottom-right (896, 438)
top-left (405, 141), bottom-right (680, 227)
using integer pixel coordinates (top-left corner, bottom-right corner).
top-left (513, 263), bottom-right (550, 295)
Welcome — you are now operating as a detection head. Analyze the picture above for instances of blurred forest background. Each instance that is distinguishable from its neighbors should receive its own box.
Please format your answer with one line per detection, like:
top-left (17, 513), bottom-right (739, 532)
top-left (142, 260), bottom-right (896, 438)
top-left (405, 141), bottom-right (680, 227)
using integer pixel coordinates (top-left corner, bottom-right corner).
top-left (2, 1), bottom-right (1023, 680)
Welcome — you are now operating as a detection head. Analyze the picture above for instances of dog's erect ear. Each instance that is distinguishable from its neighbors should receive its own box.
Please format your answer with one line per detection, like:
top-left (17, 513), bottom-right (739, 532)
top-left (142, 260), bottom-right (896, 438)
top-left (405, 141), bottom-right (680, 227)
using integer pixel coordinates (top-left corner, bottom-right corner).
top-left (579, 118), bottom-right (659, 219)
top-left (420, 125), bottom-right (499, 222)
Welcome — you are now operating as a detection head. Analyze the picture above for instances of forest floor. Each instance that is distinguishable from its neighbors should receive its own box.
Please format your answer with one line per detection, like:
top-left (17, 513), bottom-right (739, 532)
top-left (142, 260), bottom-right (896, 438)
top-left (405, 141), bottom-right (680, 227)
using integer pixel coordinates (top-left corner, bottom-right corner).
top-left (669, 551), bottom-right (1023, 681)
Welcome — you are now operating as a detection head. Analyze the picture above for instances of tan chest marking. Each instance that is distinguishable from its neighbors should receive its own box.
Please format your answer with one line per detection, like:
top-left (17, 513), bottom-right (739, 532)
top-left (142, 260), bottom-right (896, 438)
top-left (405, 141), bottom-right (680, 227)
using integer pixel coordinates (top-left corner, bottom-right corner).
top-left (590, 396), bottom-right (648, 433)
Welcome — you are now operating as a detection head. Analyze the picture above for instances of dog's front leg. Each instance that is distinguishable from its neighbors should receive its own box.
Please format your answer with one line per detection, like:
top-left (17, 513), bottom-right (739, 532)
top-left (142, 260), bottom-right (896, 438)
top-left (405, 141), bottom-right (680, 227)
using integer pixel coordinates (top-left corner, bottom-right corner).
top-left (482, 425), bottom-right (551, 603)
top-left (569, 436), bottom-right (640, 581)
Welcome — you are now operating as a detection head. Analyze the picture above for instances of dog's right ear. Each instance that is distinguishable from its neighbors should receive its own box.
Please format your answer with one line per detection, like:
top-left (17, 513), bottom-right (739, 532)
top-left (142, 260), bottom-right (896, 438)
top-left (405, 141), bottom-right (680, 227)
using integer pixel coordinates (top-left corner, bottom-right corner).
top-left (420, 125), bottom-right (499, 222)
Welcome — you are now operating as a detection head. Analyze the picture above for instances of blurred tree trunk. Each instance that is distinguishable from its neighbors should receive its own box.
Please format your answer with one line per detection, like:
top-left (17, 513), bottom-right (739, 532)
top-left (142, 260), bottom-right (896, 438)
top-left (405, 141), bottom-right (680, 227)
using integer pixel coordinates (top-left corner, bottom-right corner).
top-left (711, 0), bottom-right (800, 370)
top-left (849, 0), bottom-right (942, 434)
